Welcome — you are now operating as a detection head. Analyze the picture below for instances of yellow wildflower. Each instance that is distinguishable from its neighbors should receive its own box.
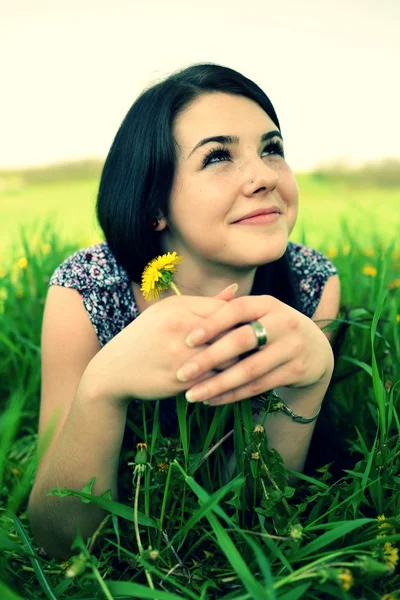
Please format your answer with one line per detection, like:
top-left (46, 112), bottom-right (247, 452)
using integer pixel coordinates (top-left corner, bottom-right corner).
top-left (41, 243), bottom-right (51, 255)
top-left (140, 252), bottom-right (183, 301)
top-left (343, 244), bottom-right (351, 256)
top-left (253, 424), bottom-right (264, 434)
top-left (388, 278), bottom-right (400, 289)
top-left (363, 247), bottom-right (375, 257)
top-left (326, 247), bottom-right (338, 259)
top-left (136, 442), bottom-right (147, 451)
top-left (0, 267), bottom-right (7, 278)
top-left (397, 315), bottom-right (400, 324)
top-left (384, 542), bottom-right (399, 572)
top-left (251, 452), bottom-right (260, 460)
top-left (18, 257), bottom-right (28, 269)
top-left (338, 568), bottom-right (354, 591)
top-left (362, 264), bottom-right (377, 277)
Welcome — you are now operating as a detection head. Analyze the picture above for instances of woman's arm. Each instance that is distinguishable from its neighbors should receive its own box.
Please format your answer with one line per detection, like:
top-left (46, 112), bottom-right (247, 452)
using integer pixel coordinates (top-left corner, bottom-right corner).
top-left (261, 274), bottom-right (341, 484)
top-left (28, 375), bottom-right (129, 560)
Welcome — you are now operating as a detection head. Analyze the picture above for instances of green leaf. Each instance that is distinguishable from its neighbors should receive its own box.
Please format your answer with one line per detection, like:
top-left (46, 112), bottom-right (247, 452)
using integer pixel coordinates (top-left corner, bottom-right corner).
top-left (48, 488), bottom-right (157, 527)
top-left (278, 582), bottom-right (311, 600)
top-left (0, 509), bottom-right (59, 600)
top-left (78, 476), bottom-right (96, 503)
top-left (291, 518), bottom-right (374, 560)
top-left (0, 581), bottom-right (26, 600)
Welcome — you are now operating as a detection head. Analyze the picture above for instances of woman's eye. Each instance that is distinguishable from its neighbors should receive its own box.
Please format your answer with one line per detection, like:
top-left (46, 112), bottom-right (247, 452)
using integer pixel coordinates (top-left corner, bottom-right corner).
top-left (202, 140), bottom-right (284, 168)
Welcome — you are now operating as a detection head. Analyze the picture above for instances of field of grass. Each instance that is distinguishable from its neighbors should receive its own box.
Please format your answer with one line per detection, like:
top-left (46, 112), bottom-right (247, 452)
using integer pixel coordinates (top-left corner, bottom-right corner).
top-left (0, 170), bottom-right (400, 599)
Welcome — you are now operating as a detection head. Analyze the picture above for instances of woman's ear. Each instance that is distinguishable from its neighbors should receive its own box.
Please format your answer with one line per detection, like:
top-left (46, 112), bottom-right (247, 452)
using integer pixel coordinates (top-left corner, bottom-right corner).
top-left (155, 216), bottom-right (168, 231)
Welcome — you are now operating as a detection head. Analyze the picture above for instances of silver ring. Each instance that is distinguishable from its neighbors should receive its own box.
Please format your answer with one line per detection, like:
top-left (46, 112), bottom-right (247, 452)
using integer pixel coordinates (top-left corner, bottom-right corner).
top-left (249, 320), bottom-right (268, 349)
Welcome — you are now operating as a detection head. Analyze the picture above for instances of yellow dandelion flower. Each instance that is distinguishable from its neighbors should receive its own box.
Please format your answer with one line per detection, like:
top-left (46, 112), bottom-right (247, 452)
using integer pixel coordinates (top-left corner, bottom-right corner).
top-left (136, 442), bottom-right (147, 451)
top-left (0, 267), bottom-right (7, 278)
top-left (387, 278), bottom-right (400, 289)
top-left (140, 252), bottom-right (183, 301)
top-left (41, 243), bottom-right (51, 255)
top-left (363, 247), bottom-right (375, 257)
top-left (338, 568), bottom-right (354, 591)
top-left (18, 257), bottom-right (28, 269)
top-left (251, 451), bottom-right (260, 460)
top-left (384, 542), bottom-right (399, 571)
top-left (362, 264), bottom-right (377, 277)
top-left (326, 247), bottom-right (338, 259)
top-left (396, 315), bottom-right (400, 324)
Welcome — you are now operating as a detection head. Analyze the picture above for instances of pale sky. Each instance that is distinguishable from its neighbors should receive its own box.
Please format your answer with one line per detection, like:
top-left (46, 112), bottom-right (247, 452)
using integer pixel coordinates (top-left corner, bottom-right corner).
top-left (1, 0), bottom-right (399, 171)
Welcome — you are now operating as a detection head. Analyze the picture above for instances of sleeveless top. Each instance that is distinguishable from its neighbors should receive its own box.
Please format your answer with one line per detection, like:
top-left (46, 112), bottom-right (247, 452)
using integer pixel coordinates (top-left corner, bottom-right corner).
top-left (48, 240), bottom-right (337, 348)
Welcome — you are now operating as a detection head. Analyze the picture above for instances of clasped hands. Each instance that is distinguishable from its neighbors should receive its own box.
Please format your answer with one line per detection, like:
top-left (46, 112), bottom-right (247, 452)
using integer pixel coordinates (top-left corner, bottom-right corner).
top-left (175, 295), bottom-right (334, 406)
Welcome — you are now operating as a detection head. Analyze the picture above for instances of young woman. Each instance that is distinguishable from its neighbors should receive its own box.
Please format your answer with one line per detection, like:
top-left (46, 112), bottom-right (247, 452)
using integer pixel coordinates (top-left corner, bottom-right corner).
top-left (28, 63), bottom-right (341, 559)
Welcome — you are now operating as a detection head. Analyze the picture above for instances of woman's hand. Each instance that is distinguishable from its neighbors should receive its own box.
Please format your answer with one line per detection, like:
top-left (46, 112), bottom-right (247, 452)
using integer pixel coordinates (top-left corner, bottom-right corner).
top-left (83, 285), bottom-right (239, 406)
top-left (175, 295), bottom-right (334, 406)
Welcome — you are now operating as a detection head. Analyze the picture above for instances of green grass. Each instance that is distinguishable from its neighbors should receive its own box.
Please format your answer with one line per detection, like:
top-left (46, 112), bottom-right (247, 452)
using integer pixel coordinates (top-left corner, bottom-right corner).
top-left (0, 176), bottom-right (400, 598)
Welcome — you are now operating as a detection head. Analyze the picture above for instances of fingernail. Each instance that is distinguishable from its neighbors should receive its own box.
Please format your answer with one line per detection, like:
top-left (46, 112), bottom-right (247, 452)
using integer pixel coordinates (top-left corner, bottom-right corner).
top-left (185, 328), bottom-right (205, 347)
top-left (176, 363), bottom-right (199, 382)
top-left (185, 387), bottom-right (206, 402)
top-left (227, 283), bottom-right (238, 293)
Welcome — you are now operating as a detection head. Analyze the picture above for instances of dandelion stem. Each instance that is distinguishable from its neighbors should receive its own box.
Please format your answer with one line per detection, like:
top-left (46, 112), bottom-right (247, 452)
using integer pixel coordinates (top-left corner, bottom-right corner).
top-left (134, 471), bottom-right (154, 590)
top-left (170, 282), bottom-right (181, 295)
top-left (258, 454), bottom-right (291, 516)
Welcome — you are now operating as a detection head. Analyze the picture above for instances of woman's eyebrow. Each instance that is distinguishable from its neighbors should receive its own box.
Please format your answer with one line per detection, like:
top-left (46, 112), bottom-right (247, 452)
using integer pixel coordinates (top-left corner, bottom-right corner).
top-left (188, 130), bottom-right (282, 159)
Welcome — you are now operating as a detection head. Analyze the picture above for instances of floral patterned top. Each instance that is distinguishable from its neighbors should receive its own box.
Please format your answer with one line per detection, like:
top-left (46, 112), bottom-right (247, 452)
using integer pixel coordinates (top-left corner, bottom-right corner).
top-left (48, 240), bottom-right (337, 348)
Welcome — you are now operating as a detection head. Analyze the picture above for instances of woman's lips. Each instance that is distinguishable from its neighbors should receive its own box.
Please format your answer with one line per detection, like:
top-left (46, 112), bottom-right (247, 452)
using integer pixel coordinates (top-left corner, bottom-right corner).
top-left (234, 212), bottom-right (281, 225)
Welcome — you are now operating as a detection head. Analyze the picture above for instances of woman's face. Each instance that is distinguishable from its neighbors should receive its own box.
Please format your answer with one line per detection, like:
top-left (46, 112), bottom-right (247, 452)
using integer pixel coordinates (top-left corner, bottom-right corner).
top-left (162, 92), bottom-right (299, 273)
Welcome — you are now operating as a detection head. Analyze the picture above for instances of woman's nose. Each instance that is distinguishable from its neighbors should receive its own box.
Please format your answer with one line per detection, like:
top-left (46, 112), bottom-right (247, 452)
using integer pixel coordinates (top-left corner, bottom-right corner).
top-left (245, 163), bottom-right (278, 194)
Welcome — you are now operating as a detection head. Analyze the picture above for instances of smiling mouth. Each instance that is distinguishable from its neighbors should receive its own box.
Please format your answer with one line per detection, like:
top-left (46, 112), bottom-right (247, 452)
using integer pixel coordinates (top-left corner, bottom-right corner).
top-left (234, 212), bottom-right (281, 225)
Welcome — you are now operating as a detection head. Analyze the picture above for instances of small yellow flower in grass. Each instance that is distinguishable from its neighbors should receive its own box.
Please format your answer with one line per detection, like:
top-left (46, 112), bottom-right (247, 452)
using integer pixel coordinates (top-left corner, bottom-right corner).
top-left (388, 278), bottom-right (400, 289)
top-left (136, 442), bottom-right (147, 451)
top-left (251, 451), bottom-right (260, 460)
top-left (363, 247), bottom-right (375, 257)
top-left (140, 252), bottom-right (183, 301)
top-left (384, 542), bottom-right (399, 572)
top-left (338, 568), bottom-right (354, 591)
top-left (41, 243), bottom-right (51, 255)
top-left (343, 244), bottom-right (351, 256)
top-left (0, 267), bottom-right (7, 278)
top-left (362, 264), bottom-right (377, 277)
top-left (326, 247), bottom-right (338, 259)
top-left (18, 257), bottom-right (28, 269)
top-left (396, 315), bottom-right (400, 324)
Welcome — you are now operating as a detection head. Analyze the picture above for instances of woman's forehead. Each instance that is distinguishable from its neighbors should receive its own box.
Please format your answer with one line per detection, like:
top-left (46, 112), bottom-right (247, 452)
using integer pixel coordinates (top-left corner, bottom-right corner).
top-left (173, 92), bottom-right (277, 153)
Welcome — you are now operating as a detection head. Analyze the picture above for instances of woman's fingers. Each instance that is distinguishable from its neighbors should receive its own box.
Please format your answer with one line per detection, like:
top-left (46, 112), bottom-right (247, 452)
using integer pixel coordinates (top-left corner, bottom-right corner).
top-left (183, 339), bottom-right (290, 403)
top-left (184, 295), bottom-right (275, 347)
top-left (177, 321), bottom-right (267, 383)
top-left (213, 283), bottom-right (239, 302)
top-left (204, 362), bottom-right (297, 406)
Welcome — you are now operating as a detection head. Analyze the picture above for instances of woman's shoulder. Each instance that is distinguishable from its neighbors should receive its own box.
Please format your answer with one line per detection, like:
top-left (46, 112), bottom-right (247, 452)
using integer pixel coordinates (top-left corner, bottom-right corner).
top-left (286, 241), bottom-right (338, 279)
top-left (48, 241), bottom-right (130, 291)
top-left (48, 241), bottom-right (138, 347)
top-left (286, 241), bottom-right (338, 318)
